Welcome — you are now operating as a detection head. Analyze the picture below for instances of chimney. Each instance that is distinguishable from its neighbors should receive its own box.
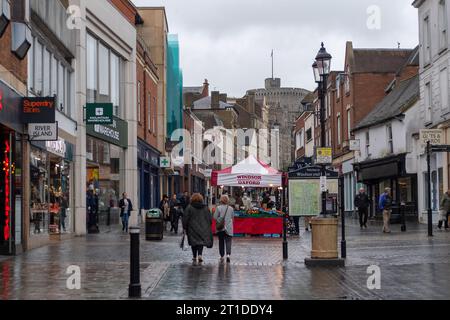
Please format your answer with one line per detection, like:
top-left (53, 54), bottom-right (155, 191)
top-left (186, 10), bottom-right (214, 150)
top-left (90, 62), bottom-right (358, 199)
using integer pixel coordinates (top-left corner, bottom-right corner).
top-left (201, 79), bottom-right (209, 98)
top-left (219, 93), bottom-right (227, 103)
top-left (184, 92), bottom-right (194, 109)
top-left (211, 91), bottom-right (220, 109)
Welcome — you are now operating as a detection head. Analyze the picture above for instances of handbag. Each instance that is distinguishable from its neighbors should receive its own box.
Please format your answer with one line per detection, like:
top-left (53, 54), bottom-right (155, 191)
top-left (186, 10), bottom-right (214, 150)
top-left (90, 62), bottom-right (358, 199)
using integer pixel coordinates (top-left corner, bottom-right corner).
top-left (216, 206), bottom-right (230, 231)
top-left (180, 233), bottom-right (189, 251)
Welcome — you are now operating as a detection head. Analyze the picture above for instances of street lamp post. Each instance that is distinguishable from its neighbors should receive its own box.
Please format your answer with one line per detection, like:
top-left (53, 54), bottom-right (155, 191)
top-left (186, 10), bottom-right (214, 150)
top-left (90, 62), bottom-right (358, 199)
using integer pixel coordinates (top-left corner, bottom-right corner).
top-left (305, 43), bottom-right (344, 267)
top-left (313, 43), bottom-right (332, 217)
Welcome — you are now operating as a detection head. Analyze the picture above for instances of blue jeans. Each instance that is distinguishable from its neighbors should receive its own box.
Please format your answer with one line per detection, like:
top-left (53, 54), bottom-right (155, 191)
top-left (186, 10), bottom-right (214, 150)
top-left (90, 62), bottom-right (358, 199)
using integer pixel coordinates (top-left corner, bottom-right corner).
top-left (122, 212), bottom-right (129, 231)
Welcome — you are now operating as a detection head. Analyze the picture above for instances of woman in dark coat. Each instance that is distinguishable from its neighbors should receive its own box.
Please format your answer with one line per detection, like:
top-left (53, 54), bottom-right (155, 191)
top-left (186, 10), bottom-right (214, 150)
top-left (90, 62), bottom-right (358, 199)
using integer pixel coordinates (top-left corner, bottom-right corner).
top-left (182, 193), bottom-right (213, 266)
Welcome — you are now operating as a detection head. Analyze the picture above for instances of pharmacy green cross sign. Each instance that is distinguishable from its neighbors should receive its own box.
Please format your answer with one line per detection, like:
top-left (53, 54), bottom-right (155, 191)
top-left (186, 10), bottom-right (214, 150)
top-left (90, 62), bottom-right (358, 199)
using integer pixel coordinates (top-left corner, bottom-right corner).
top-left (86, 103), bottom-right (113, 124)
top-left (160, 156), bottom-right (171, 168)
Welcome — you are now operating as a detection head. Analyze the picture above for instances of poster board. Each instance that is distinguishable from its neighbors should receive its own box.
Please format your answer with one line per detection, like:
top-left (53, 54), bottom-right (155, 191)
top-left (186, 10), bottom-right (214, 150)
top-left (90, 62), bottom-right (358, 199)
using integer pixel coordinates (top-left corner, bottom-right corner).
top-left (288, 179), bottom-right (338, 217)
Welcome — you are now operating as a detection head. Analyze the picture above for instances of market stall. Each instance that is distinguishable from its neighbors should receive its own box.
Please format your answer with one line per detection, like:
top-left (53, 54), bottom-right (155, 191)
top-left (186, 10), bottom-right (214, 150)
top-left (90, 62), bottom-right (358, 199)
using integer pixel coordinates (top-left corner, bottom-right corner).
top-left (211, 156), bottom-right (283, 236)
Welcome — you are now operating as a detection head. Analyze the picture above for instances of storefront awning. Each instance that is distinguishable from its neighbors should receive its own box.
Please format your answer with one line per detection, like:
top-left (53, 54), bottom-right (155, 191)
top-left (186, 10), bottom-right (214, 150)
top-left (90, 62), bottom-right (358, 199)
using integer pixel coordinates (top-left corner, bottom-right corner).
top-left (353, 154), bottom-right (407, 182)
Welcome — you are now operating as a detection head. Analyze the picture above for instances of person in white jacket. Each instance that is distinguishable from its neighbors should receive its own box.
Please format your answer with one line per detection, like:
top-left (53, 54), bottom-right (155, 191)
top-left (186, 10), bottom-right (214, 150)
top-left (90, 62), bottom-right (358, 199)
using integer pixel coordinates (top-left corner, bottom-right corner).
top-left (213, 195), bottom-right (234, 263)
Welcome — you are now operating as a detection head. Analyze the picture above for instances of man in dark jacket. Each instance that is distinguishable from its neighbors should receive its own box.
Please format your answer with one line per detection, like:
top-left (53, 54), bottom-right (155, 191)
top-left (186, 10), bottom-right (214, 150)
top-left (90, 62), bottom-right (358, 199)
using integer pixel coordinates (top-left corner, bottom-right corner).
top-left (355, 187), bottom-right (371, 229)
top-left (180, 191), bottom-right (190, 211)
top-left (119, 192), bottom-right (133, 233)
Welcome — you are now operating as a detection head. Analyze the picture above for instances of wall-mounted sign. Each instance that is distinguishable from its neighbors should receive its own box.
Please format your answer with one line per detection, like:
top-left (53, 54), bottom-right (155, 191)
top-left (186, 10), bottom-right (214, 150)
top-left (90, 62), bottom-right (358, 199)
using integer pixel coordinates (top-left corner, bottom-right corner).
top-left (203, 169), bottom-right (212, 178)
top-left (349, 139), bottom-right (360, 151)
top-left (86, 116), bottom-right (128, 148)
top-left (315, 147), bottom-right (332, 165)
top-left (46, 139), bottom-right (67, 158)
top-left (28, 123), bottom-right (58, 141)
top-left (21, 97), bottom-right (55, 123)
top-left (420, 129), bottom-right (444, 146)
top-left (86, 103), bottom-right (113, 124)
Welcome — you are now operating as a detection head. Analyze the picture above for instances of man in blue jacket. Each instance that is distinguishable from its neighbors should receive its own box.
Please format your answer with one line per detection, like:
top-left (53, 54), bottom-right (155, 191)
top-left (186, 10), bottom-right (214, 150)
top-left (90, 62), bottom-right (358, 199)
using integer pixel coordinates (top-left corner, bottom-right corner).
top-left (379, 188), bottom-right (392, 233)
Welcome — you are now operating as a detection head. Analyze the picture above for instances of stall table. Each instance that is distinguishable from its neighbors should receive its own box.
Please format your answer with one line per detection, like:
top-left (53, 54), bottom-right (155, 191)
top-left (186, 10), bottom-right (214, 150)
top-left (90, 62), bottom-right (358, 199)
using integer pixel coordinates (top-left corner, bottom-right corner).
top-left (212, 216), bottom-right (283, 236)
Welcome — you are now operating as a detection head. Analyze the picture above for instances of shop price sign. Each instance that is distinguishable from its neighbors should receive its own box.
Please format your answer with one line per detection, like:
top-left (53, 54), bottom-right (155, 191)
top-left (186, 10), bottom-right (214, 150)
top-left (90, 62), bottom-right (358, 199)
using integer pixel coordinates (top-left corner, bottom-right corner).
top-left (315, 147), bottom-right (332, 165)
top-left (86, 103), bottom-right (113, 124)
top-left (28, 123), bottom-right (58, 141)
top-left (420, 129), bottom-right (444, 146)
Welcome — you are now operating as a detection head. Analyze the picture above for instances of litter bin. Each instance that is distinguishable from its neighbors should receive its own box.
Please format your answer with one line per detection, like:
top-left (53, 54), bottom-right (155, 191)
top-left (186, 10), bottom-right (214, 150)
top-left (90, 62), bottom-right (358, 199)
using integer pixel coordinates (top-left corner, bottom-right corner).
top-left (146, 209), bottom-right (163, 241)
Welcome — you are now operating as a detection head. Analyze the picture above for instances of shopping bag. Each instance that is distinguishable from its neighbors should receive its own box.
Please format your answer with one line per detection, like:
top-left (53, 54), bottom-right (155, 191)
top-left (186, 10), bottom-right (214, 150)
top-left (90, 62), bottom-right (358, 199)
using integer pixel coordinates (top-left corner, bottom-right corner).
top-left (180, 233), bottom-right (189, 251)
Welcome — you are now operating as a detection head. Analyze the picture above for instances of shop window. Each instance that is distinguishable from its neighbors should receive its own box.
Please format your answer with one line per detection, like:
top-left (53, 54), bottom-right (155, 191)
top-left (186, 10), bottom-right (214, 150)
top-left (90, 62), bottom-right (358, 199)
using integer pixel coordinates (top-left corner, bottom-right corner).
top-left (28, 36), bottom-right (72, 116)
top-left (30, 147), bottom-right (72, 235)
top-left (86, 34), bottom-right (124, 117)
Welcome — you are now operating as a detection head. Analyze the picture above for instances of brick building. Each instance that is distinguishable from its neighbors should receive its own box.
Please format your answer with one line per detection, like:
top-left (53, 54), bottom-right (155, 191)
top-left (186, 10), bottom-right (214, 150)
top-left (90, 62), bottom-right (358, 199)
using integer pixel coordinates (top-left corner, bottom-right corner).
top-left (330, 42), bottom-right (414, 213)
top-left (136, 28), bottom-right (160, 212)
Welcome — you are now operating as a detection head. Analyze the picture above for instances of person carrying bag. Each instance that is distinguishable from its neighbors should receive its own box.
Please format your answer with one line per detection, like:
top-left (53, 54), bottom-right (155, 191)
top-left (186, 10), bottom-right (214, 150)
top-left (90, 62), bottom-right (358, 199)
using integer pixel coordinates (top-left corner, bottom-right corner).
top-left (213, 195), bottom-right (234, 264)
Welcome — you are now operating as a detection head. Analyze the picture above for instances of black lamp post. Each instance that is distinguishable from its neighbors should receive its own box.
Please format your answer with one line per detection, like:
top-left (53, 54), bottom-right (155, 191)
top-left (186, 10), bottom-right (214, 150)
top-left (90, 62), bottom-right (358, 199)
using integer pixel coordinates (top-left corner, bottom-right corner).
top-left (313, 43), bottom-right (332, 217)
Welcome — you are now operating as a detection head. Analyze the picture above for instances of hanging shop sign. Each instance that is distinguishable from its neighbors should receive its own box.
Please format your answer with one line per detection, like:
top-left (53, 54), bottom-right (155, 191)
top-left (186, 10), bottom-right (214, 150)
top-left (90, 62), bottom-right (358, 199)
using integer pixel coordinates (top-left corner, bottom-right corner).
top-left (21, 97), bottom-right (56, 124)
top-left (28, 123), bottom-right (58, 141)
top-left (349, 139), bottom-right (360, 151)
top-left (160, 156), bottom-right (171, 168)
top-left (86, 103), bottom-right (113, 125)
top-left (86, 116), bottom-right (128, 148)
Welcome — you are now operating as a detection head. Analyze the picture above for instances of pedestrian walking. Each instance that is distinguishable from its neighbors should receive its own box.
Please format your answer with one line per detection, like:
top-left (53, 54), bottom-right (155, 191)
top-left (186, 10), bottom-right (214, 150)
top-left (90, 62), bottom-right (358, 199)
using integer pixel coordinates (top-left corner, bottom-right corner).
top-left (169, 194), bottom-right (181, 234)
top-left (182, 193), bottom-right (213, 266)
top-left (304, 216), bottom-right (312, 231)
top-left (119, 192), bottom-right (133, 233)
top-left (180, 191), bottom-right (190, 211)
top-left (355, 187), bottom-right (371, 229)
top-left (159, 195), bottom-right (170, 231)
top-left (379, 188), bottom-right (392, 233)
top-left (439, 190), bottom-right (450, 230)
top-left (213, 195), bottom-right (234, 264)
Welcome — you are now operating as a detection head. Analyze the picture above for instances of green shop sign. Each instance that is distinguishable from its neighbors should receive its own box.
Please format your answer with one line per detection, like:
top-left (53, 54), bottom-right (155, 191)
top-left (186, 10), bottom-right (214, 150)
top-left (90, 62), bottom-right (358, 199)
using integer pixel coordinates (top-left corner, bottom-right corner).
top-left (86, 103), bottom-right (113, 124)
top-left (86, 116), bottom-right (128, 148)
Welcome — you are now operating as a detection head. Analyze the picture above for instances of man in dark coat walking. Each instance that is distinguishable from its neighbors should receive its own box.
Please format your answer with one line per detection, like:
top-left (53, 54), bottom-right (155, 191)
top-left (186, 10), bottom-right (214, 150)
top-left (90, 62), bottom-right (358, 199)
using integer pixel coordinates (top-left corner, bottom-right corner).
top-left (355, 187), bottom-right (371, 229)
top-left (182, 193), bottom-right (213, 266)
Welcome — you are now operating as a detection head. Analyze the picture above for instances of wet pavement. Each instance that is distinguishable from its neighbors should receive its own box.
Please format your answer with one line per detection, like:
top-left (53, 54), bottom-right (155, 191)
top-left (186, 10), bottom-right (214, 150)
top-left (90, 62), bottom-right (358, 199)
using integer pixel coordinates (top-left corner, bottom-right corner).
top-left (1, 219), bottom-right (450, 300)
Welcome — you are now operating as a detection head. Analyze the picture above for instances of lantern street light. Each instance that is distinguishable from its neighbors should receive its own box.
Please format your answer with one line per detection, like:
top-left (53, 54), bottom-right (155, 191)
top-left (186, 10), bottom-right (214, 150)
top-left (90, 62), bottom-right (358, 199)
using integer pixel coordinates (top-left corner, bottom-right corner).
top-left (313, 42), bottom-right (331, 217)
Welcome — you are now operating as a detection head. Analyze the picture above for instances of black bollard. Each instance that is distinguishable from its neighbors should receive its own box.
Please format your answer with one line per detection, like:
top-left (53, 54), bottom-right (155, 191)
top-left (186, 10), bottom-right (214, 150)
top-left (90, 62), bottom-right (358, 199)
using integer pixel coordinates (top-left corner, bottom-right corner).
top-left (129, 227), bottom-right (141, 298)
top-left (283, 211), bottom-right (288, 260)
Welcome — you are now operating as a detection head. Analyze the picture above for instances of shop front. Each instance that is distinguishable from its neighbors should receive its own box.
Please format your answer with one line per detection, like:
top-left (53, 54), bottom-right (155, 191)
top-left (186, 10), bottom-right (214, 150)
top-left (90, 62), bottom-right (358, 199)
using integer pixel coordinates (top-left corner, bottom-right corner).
top-left (86, 117), bottom-right (128, 227)
top-left (0, 80), bottom-right (24, 255)
top-left (354, 153), bottom-right (418, 222)
top-left (138, 140), bottom-right (160, 212)
top-left (29, 139), bottom-right (74, 238)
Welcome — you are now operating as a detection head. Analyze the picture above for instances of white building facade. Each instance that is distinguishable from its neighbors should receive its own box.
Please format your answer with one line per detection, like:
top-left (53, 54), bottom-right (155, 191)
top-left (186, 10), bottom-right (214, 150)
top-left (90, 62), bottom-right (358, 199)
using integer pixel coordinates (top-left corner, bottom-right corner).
top-left (413, 0), bottom-right (450, 222)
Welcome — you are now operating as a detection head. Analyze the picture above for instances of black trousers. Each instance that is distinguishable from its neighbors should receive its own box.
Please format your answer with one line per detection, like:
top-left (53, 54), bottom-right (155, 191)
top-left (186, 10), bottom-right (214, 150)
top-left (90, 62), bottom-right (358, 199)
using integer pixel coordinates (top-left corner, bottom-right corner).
top-left (293, 216), bottom-right (300, 234)
top-left (191, 245), bottom-right (204, 258)
top-left (218, 231), bottom-right (232, 257)
top-left (358, 208), bottom-right (368, 227)
top-left (171, 212), bottom-right (180, 233)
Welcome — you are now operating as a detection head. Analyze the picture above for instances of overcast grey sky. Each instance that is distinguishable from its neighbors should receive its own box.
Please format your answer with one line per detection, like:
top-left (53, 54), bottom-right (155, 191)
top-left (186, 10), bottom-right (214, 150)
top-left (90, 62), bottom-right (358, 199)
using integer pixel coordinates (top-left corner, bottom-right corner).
top-left (132, 0), bottom-right (418, 97)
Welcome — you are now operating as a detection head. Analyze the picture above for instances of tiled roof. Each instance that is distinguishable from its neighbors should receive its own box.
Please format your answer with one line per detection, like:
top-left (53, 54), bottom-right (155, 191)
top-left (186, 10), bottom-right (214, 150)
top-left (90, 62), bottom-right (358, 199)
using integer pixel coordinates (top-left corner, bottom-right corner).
top-left (353, 74), bottom-right (419, 131)
top-left (352, 49), bottom-right (414, 73)
top-left (193, 96), bottom-right (234, 109)
top-left (183, 87), bottom-right (203, 95)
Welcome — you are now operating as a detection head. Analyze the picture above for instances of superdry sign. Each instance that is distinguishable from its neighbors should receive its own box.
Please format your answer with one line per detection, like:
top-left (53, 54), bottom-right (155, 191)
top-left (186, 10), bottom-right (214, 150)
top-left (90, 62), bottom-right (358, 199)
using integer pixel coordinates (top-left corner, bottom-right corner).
top-left (21, 97), bottom-right (56, 124)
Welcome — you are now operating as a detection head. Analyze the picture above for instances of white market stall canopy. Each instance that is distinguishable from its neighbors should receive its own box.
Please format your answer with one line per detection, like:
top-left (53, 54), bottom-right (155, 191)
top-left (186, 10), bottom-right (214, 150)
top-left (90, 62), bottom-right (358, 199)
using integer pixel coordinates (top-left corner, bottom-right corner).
top-left (211, 155), bottom-right (282, 187)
